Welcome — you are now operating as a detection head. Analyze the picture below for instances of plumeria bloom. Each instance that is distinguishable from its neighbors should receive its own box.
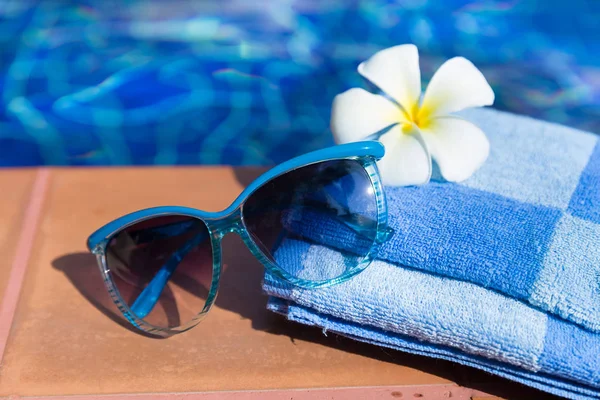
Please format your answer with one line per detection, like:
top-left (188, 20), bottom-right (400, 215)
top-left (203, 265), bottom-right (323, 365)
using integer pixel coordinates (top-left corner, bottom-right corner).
top-left (331, 44), bottom-right (495, 186)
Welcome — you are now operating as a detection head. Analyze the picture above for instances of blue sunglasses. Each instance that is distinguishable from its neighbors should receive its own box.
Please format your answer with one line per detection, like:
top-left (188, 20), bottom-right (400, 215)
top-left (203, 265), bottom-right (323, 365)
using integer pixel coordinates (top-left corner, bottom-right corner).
top-left (87, 141), bottom-right (390, 336)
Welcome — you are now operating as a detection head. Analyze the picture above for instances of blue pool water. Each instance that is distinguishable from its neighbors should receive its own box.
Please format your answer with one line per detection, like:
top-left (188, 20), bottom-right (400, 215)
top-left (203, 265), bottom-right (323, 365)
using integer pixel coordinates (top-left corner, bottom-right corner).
top-left (0, 0), bottom-right (598, 166)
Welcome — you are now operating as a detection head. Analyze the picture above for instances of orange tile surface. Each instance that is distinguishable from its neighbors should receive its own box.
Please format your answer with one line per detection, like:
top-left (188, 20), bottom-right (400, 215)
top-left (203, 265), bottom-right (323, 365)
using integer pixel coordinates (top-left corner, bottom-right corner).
top-left (0, 167), bottom-right (555, 399)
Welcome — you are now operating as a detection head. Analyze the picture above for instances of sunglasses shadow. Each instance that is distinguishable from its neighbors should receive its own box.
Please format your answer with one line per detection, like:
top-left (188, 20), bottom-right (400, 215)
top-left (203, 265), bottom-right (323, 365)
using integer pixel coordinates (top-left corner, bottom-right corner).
top-left (51, 253), bottom-right (168, 339)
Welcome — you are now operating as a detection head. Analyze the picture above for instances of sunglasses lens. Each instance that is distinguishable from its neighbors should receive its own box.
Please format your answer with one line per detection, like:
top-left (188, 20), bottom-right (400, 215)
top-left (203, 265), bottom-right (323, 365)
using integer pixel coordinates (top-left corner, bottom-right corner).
top-left (242, 159), bottom-right (379, 282)
top-left (105, 215), bottom-right (213, 329)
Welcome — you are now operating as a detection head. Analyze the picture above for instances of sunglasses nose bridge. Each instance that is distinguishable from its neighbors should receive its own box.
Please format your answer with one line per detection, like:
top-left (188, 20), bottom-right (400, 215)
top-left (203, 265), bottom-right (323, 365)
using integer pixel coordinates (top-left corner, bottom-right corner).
top-left (208, 210), bottom-right (244, 239)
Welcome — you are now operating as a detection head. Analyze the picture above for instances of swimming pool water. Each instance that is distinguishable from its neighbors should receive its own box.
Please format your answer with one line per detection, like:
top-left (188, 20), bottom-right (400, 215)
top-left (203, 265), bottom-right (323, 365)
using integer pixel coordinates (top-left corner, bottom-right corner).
top-left (0, 0), bottom-right (598, 166)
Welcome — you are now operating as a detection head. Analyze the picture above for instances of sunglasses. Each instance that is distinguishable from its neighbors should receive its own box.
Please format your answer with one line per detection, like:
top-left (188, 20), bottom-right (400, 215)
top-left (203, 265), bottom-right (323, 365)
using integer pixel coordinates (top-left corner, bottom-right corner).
top-left (87, 141), bottom-right (390, 336)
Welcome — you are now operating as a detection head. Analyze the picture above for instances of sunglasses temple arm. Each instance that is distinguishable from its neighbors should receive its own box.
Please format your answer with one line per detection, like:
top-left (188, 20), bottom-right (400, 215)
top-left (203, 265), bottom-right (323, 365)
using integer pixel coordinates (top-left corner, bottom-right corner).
top-left (303, 197), bottom-right (394, 244)
top-left (335, 213), bottom-right (394, 244)
top-left (129, 230), bottom-right (208, 319)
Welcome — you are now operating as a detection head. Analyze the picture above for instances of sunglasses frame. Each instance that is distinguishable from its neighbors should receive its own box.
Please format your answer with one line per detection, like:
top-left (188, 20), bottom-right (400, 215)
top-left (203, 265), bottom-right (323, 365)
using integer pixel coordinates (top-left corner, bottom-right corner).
top-left (87, 141), bottom-right (389, 337)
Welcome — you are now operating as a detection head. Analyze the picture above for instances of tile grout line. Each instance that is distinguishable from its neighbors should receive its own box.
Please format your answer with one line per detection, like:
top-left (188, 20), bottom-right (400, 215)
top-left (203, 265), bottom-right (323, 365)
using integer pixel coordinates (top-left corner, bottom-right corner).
top-left (0, 168), bottom-right (50, 364)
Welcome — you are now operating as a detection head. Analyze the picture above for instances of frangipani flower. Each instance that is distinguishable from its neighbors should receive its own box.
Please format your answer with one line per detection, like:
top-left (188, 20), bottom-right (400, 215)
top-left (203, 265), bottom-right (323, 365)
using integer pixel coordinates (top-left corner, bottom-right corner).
top-left (331, 44), bottom-right (495, 186)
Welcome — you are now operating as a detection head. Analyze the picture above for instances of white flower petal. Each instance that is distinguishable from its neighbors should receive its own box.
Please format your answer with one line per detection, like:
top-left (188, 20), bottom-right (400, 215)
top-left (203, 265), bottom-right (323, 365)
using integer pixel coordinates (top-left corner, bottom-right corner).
top-left (419, 57), bottom-right (494, 120)
top-left (331, 88), bottom-right (401, 143)
top-left (358, 44), bottom-right (421, 115)
top-left (420, 116), bottom-right (490, 182)
top-left (377, 124), bottom-right (432, 186)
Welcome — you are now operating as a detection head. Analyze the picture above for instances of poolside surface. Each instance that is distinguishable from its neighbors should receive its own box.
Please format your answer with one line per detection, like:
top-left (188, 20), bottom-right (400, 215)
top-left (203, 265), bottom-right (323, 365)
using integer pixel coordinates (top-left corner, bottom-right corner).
top-left (0, 166), bottom-right (558, 399)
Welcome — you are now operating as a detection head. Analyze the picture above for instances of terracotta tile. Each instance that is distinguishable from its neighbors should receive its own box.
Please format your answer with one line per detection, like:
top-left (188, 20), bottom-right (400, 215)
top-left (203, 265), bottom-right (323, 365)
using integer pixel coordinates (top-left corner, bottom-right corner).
top-left (0, 167), bottom-right (551, 399)
top-left (0, 169), bottom-right (37, 304)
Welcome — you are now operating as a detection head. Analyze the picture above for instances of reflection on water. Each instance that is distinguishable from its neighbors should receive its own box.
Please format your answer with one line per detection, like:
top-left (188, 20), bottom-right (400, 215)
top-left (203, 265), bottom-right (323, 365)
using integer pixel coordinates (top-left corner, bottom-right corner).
top-left (0, 0), bottom-right (598, 166)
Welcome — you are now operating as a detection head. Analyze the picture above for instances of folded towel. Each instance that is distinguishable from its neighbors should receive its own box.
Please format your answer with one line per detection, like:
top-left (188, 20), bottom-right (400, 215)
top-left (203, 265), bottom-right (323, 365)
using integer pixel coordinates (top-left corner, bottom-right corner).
top-left (264, 109), bottom-right (600, 399)
top-left (284, 108), bottom-right (600, 334)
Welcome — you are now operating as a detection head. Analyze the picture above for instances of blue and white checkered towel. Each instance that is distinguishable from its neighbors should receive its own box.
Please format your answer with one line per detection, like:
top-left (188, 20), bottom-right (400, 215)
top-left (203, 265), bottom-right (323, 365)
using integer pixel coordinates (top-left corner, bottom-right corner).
top-left (263, 108), bottom-right (600, 399)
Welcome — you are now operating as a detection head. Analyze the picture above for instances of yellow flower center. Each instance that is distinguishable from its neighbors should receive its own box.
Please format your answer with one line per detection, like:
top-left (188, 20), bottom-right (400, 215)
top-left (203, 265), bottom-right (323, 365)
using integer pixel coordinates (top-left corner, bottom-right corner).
top-left (400, 103), bottom-right (427, 134)
top-left (400, 102), bottom-right (432, 133)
